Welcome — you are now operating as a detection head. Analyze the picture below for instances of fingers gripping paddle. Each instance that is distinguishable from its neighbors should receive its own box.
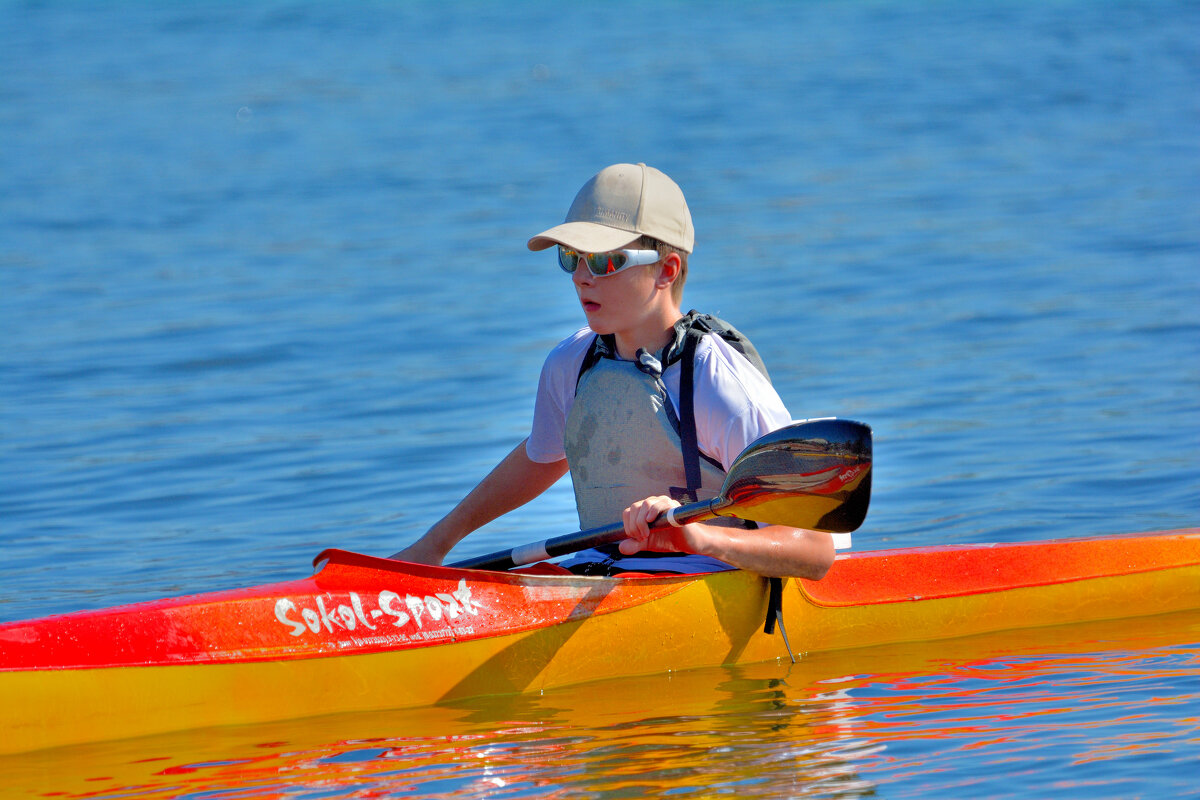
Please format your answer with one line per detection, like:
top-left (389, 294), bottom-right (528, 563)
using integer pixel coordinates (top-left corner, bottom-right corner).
top-left (450, 418), bottom-right (872, 571)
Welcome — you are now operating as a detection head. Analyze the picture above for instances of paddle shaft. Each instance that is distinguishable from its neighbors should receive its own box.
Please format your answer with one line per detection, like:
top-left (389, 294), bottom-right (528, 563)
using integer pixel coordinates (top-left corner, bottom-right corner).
top-left (450, 498), bottom-right (725, 571)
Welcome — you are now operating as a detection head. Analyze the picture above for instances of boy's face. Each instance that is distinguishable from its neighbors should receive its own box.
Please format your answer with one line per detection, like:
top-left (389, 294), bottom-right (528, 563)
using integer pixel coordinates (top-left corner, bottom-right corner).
top-left (571, 253), bottom-right (665, 336)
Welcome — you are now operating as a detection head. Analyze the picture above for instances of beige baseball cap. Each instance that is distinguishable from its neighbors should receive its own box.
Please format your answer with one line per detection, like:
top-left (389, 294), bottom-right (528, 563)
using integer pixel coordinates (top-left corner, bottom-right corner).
top-left (527, 163), bottom-right (694, 254)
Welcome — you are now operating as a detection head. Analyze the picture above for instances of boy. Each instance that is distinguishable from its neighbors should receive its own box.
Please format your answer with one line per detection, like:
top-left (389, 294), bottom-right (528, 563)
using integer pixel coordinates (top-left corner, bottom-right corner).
top-left (393, 163), bottom-right (837, 579)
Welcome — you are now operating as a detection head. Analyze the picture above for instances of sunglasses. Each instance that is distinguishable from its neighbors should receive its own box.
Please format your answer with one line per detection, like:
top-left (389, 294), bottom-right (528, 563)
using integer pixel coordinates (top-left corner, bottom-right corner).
top-left (557, 246), bottom-right (662, 277)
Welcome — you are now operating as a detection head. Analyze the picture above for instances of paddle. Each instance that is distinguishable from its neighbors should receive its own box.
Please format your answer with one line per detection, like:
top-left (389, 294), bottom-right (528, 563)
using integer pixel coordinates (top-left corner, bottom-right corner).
top-left (450, 418), bottom-right (872, 571)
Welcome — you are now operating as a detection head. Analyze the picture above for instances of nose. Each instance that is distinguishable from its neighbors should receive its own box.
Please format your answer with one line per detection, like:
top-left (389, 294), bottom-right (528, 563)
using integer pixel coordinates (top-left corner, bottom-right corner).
top-left (572, 260), bottom-right (593, 288)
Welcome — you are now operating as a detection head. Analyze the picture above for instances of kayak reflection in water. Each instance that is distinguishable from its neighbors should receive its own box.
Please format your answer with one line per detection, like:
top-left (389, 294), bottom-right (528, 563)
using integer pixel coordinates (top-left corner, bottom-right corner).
top-left (392, 164), bottom-right (848, 579)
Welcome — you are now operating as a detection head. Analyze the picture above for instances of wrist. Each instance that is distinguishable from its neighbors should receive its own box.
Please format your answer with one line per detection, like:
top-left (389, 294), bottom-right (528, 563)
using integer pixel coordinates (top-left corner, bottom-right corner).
top-left (423, 518), bottom-right (467, 556)
top-left (682, 521), bottom-right (724, 559)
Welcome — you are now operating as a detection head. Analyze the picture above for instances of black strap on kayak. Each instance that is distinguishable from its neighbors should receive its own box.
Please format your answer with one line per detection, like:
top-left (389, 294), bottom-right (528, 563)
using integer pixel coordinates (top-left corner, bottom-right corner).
top-left (764, 576), bottom-right (796, 664)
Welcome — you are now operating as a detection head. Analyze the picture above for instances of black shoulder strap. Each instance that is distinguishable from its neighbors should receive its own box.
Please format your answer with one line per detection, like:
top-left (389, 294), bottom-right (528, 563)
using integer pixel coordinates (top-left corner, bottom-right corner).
top-left (675, 324), bottom-right (705, 503)
top-left (663, 311), bottom-right (770, 380)
top-left (576, 334), bottom-right (615, 389)
top-left (669, 311), bottom-right (772, 505)
top-left (661, 310), bottom-right (705, 368)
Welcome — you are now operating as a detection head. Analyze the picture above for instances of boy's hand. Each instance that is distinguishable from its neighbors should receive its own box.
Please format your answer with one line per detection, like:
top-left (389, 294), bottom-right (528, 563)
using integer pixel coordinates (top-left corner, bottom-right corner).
top-left (619, 495), bottom-right (708, 555)
top-left (619, 496), bottom-right (837, 580)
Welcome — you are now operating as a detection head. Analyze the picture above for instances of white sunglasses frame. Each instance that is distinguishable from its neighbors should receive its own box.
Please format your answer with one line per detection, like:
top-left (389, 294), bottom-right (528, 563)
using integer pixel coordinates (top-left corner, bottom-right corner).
top-left (557, 247), bottom-right (663, 277)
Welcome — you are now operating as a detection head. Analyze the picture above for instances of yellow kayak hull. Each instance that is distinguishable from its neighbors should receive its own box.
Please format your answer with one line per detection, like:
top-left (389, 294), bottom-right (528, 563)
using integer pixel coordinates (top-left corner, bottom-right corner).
top-left (2, 529), bottom-right (1197, 754)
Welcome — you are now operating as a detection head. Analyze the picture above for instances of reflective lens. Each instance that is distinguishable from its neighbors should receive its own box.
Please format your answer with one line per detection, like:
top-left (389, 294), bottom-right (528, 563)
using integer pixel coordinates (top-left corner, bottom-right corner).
top-left (557, 247), bottom-right (661, 277)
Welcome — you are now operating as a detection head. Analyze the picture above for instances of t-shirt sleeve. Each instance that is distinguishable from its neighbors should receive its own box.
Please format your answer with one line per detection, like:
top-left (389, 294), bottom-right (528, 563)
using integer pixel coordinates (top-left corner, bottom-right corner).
top-left (690, 336), bottom-right (792, 471)
top-left (691, 337), bottom-right (853, 550)
top-left (525, 329), bottom-right (593, 464)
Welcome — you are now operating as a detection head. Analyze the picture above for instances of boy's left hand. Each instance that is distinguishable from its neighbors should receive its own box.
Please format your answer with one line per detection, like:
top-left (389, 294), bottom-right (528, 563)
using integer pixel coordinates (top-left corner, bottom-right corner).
top-left (619, 495), bottom-right (708, 555)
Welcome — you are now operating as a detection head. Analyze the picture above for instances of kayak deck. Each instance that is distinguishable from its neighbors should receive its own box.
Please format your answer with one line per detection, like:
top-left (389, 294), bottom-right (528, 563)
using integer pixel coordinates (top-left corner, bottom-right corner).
top-left (1, 529), bottom-right (1197, 754)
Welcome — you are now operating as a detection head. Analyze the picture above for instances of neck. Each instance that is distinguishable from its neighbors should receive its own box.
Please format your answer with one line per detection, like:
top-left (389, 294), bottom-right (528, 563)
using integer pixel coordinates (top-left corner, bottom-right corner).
top-left (611, 308), bottom-right (683, 361)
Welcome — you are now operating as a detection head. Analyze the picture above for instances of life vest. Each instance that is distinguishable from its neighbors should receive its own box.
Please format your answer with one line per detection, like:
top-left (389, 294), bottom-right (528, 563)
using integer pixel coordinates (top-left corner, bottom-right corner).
top-left (574, 310), bottom-right (770, 500)
top-left (563, 311), bottom-right (768, 560)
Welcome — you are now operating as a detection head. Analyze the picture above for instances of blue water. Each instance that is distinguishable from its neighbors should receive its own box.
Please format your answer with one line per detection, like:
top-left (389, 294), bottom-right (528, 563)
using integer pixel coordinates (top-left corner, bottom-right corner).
top-left (1, 1), bottom-right (1198, 796)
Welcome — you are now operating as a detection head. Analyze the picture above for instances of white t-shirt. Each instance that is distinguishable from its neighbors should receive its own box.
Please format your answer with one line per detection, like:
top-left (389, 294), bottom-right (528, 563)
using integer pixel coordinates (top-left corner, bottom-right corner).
top-left (526, 327), bottom-right (791, 469)
top-left (526, 327), bottom-right (854, 554)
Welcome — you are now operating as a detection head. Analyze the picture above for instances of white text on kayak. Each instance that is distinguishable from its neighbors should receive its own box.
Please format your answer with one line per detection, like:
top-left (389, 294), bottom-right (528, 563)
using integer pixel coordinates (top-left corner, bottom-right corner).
top-left (273, 579), bottom-right (481, 638)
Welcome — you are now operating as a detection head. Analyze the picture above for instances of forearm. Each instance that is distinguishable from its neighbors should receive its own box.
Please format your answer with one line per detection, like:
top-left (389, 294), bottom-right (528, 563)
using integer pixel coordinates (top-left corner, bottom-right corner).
top-left (394, 440), bottom-right (567, 562)
top-left (692, 523), bottom-right (836, 580)
top-left (620, 496), bottom-right (838, 579)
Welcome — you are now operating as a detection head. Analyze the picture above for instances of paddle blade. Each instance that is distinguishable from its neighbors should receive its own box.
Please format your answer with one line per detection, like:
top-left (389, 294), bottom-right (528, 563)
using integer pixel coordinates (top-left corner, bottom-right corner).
top-left (713, 418), bottom-right (872, 533)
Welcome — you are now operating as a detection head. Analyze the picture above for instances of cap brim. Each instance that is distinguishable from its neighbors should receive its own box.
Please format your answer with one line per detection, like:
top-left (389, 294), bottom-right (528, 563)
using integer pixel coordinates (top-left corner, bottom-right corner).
top-left (527, 221), bottom-right (640, 253)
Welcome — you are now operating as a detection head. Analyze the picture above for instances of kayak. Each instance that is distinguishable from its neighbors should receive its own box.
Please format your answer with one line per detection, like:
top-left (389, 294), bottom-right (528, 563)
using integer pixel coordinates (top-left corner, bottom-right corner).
top-left (2, 528), bottom-right (1197, 754)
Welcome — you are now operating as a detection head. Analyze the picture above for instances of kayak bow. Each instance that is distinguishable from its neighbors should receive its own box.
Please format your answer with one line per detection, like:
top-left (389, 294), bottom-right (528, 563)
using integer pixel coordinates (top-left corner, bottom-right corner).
top-left (2, 529), bottom-right (1198, 754)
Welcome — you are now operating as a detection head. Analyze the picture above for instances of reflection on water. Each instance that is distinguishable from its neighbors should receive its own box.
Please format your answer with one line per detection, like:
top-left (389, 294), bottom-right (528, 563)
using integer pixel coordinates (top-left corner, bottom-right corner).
top-left (9, 611), bottom-right (1198, 799)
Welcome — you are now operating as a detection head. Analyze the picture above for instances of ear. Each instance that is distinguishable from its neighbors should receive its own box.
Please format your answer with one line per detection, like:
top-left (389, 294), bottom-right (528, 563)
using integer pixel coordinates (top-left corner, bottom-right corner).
top-left (655, 252), bottom-right (681, 290)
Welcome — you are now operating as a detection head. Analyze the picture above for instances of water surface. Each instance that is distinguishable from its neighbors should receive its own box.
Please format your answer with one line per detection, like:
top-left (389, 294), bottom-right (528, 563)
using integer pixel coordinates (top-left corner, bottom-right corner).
top-left (1, 1), bottom-right (1197, 796)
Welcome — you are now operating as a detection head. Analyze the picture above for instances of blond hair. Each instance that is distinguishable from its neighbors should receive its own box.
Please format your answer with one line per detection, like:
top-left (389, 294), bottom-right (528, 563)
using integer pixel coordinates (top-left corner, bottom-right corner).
top-left (640, 236), bottom-right (689, 304)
